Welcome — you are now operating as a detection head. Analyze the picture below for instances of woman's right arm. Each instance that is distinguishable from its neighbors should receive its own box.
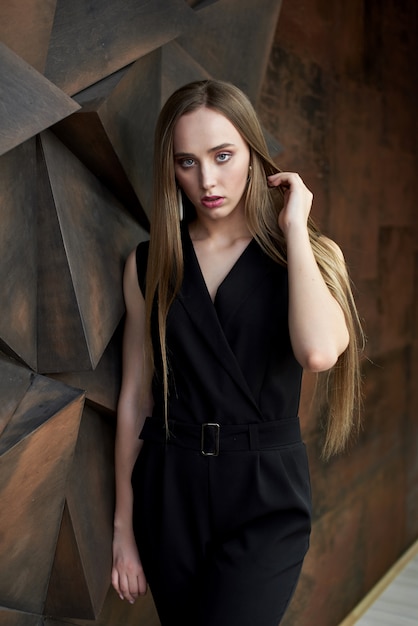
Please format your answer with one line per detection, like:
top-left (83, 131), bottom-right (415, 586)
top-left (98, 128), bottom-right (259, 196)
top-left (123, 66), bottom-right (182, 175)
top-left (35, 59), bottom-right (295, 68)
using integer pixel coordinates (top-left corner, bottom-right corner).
top-left (111, 248), bottom-right (154, 604)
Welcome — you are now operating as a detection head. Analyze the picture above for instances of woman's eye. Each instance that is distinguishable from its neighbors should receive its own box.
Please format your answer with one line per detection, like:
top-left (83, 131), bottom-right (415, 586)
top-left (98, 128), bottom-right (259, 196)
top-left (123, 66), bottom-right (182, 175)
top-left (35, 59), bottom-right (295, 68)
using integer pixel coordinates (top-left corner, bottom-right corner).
top-left (179, 158), bottom-right (195, 168)
top-left (216, 152), bottom-right (232, 163)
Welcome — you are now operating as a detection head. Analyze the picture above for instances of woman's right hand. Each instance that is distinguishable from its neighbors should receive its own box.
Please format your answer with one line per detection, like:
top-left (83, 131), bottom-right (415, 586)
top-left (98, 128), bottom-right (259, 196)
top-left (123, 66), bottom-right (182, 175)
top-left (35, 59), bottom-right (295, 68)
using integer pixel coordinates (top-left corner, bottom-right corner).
top-left (112, 250), bottom-right (152, 604)
top-left (111, 528), bottom-right (148, 603)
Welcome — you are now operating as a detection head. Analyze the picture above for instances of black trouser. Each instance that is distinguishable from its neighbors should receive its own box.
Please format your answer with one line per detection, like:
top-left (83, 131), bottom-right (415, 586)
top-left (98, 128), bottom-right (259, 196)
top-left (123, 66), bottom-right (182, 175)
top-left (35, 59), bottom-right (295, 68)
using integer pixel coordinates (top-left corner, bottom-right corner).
top-left (132, 419), bottom-right (311, 626)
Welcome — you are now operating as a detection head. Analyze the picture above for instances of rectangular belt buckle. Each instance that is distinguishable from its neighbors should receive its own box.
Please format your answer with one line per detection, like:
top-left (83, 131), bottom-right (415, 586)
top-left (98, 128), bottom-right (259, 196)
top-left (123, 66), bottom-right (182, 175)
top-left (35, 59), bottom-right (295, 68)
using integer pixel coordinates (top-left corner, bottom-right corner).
top-left (201, 423), bottom-right (220, 456)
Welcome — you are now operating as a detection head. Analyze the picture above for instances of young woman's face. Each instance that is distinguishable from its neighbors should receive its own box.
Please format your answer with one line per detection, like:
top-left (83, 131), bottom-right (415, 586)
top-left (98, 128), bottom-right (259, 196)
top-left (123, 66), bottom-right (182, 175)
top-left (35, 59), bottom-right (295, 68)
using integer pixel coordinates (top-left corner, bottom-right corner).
top-left (173, 107), bottom-right (251, 222)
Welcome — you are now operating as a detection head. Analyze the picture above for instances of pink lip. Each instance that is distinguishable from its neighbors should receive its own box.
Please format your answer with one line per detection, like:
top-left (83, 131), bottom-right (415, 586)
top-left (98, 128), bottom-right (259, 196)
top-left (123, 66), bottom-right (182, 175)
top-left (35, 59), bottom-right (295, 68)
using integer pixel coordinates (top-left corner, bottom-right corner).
top-left (201, 195), bottom-right (224, 209)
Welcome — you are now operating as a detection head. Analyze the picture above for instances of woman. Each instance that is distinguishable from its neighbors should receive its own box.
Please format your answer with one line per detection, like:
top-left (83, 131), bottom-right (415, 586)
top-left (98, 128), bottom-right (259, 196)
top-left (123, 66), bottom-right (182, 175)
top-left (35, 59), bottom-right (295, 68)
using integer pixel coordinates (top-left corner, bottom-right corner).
top-left (111, 80), bottom-right (363, 626)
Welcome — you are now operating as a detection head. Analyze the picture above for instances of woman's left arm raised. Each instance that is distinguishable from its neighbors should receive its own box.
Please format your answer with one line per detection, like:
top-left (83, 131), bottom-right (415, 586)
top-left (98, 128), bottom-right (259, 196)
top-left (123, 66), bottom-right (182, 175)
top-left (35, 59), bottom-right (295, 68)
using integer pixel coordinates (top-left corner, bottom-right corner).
top-left (268, 172), bottom-right (349, 372)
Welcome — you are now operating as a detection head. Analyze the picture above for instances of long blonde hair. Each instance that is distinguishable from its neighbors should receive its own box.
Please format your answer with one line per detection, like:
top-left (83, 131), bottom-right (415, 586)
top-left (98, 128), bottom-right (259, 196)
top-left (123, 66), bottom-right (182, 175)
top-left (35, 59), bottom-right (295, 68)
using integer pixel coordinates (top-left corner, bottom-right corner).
top-left (145, 79), bottom-right (364, 459)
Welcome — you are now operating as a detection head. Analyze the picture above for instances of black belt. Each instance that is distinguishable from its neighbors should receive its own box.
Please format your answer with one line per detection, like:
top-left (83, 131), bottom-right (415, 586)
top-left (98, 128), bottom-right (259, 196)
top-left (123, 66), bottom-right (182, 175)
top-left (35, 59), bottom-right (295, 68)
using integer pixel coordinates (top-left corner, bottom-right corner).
top-left (139, 416), bottom-right (302, 456)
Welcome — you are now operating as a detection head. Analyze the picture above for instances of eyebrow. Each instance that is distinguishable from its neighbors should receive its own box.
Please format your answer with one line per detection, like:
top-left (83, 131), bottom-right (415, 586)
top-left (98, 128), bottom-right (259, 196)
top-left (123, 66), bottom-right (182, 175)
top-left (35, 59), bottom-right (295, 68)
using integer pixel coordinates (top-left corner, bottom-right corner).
top-left (174, 143), bottom-right (236, 158)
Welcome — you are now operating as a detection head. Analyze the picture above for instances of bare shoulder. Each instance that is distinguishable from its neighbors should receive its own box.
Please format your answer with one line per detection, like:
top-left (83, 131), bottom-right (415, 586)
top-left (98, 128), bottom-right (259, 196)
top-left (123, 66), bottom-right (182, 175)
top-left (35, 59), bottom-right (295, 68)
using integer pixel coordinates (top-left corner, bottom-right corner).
top-left (123, 248), bottom-right (144, 311)
top-left (125, 248), bottom-right (138, 276)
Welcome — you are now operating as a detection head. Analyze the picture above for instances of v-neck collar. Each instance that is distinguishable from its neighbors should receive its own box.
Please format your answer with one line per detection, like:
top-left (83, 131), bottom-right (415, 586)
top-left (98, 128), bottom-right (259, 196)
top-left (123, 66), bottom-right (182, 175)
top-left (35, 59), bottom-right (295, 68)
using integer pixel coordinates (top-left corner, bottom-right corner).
top-left (176, 225), bottom-right (278, 416)
top-left (183, 225), bottom-right (256, 306)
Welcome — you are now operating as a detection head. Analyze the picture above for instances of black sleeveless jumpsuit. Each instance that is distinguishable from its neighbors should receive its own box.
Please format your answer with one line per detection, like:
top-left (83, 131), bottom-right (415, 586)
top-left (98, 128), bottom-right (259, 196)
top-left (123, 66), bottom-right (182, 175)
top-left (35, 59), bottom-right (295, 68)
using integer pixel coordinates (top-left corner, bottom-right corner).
top-left (131, 226), bottom-right (312, 626)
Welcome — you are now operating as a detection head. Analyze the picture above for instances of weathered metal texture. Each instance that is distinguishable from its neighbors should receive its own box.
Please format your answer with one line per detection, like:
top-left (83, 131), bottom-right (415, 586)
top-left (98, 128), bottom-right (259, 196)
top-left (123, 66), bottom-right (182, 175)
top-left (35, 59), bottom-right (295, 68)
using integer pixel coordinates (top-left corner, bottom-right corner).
top-left (0, 608), bottom-right (43, 626)
top-left (0, 0), bottom-right (284, 624)
top-left (177, 0), bottom-right (283, 103)
top-left (0, 355), bottom-right (33, 439)
top-left (0, 43), bottom-right (80, 156)
top-left (49, 321), bottom-right (124, 414)
top-left (0, 142), bottom-right (37, 369)
top-left (258, 1), bottom-right (418, 625)
top-left (45, 406), bottom-right (115, 619)
top-left (37, 131), bottom-right (146, 373)
top-left (44, 0), bottom-right (196, 95)
top-left (44, 587), bottom-right (160, 626)
top-left (52, 110), bottom-right (148, 227)
top-left (0, 0), bottom-right (56, 72)
top-left (0, 364), bottom-right (84, 614)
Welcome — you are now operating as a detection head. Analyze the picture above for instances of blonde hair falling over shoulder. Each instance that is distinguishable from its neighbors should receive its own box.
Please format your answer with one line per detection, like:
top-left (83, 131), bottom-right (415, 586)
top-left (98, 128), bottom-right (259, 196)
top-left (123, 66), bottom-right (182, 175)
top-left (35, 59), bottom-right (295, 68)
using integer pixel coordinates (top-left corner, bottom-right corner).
top-left (145, 79), bottom-right (364, 460)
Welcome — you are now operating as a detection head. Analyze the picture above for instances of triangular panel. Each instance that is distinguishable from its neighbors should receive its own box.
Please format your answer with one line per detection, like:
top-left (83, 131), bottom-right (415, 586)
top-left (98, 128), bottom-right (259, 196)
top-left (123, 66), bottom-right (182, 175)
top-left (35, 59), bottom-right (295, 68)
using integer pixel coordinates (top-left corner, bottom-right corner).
top-left (37, 138), bottom-right (92, 374)
top-left (0, 0), bottom-right (57, 72)
top-left (0, 140), bottom-right (37, 369)
top-left (50, 320), bottom-right (124, 414)
top-left (44, 0), bottom-right (195, 95)
top-left (0, 607), bottom-right (43, 626)
top-left (0, 373), bottom-right (84, 614)
top-left (64, 407), bottom-right (116, 617)
top-left (39, 131), bottom-right (147, 371)
top-left (0, 43), bottom-right (79, 156)
top-left (45, 502), bottom-right (95, 619)
top-left (178, 0), bottom-right (283, 103)
top-left (0, 354), bottom-right (34, 438)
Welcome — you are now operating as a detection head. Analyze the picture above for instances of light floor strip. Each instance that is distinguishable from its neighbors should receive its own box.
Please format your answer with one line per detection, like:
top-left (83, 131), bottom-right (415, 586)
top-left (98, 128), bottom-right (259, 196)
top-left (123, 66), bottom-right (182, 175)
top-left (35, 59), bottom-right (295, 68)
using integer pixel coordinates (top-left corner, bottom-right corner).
top-left (339, 539), bottom-right (418, 626)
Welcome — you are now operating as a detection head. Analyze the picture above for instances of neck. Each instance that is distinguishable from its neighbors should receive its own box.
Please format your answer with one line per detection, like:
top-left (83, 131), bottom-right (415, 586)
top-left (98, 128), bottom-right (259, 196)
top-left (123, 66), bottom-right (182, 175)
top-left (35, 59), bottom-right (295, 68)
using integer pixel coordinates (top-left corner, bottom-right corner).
top-left (189, 208), bottom-right (251, 243)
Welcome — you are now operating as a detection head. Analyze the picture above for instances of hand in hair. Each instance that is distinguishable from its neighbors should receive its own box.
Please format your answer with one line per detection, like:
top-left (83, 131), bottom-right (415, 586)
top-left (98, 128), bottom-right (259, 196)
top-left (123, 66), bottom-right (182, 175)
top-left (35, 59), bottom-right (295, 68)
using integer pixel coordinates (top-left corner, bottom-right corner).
top-left (267, 172), bottom-right (313, 238)
top-left (267, 172), bottom-right (349, 372)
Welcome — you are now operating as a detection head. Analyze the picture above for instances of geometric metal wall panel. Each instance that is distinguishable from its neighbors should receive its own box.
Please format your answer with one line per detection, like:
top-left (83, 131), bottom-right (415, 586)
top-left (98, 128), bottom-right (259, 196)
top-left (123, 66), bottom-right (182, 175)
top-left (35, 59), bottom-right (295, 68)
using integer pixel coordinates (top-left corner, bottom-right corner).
top-left (0, 0), bottom-right (56, 72)
top-left (0, 43), bottom-right (80, 156)
top-left (45, 587), bottom-right (160, 626)
top-left (44, 0), bottom-right (195, 95)
top-left (36, 137), bottom-right (94, 374)
top-left (50, 320), bottom-right (124, 414)
top-left (0, 370), bottom-right (84, 614)
top-left (38, 131), bottom-right (147, 373)
top-left (46, 501), bottom-right (97, 619)
top-left (0, 142), bottom-right (37, 370)
top-left (45, 407), bottom-right (115, 619)
top-left (0, 608), bottom-right (43, 626)
top-left (0, 355), bottom-right (34, 439)
top-left (177, 0), bottom-right (283, 103)
top-left (52, 106), bottom-right (147, 226)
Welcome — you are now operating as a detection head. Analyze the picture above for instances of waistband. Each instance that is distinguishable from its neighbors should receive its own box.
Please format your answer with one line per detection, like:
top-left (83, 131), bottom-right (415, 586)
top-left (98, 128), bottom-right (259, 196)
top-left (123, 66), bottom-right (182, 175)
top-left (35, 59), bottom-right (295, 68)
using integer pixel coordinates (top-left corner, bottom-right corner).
top-left (139, 416), bottom-right (302, 456)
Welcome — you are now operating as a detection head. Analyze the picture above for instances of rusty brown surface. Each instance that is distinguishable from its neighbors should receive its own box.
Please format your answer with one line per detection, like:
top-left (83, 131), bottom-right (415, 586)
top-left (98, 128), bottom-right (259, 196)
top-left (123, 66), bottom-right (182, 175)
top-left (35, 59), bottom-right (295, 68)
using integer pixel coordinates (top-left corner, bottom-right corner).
top-left (0, 608), bottom-right (43, 626)
top-left (37, 131), bottom-right (147, 373)
top-left (44, 0), bottom-right (195, 96)
top-left (0, 0), bottom-right (417, 624)
top-left (177, 0), bottom-right (283, 104)
top-left (260, 1), bottom-right (418, 624)
top-left (0, 142), bottom-right (37, 369)
top-left (0, 43), bottom-right (79, 156)
top-left (0, 355), bottom-right (33, 439)
top-left (49, 321), bottom-right (123, 415)
top-left (52, 111), bottom-right (148, 228)
top-left (0, 0), bottom-right (56, 72)
top-left (0, 373), bottom-right (84, 614)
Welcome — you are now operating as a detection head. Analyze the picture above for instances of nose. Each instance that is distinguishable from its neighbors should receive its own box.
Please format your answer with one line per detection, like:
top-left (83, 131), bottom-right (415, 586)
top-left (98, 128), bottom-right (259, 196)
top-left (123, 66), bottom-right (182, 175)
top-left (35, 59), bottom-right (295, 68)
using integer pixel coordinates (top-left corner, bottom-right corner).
top-left (200, 162), bottom-right (216, 191)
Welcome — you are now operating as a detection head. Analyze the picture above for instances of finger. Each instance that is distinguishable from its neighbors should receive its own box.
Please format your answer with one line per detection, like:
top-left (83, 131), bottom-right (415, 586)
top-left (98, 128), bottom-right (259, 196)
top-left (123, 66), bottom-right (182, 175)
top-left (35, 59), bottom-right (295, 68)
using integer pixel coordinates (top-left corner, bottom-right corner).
top-left (138, 573), bottom-right (148, 596)
top-left (111, 568), bottom-right (124, 601)
top-left (267, 172), bottom-right (301, 183)
top-left (267, 174), bottom-right (294, 190)
top-left (266, 173), bottom-right (282, 186)
top-left (121, 573), bottom-right (140, 604)
top-left (128, 577), bottom-right (140, 603)
top-left (120, 575), bottom-right (134, 603)
top-left (130, 572), bottom-right (149, 599)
